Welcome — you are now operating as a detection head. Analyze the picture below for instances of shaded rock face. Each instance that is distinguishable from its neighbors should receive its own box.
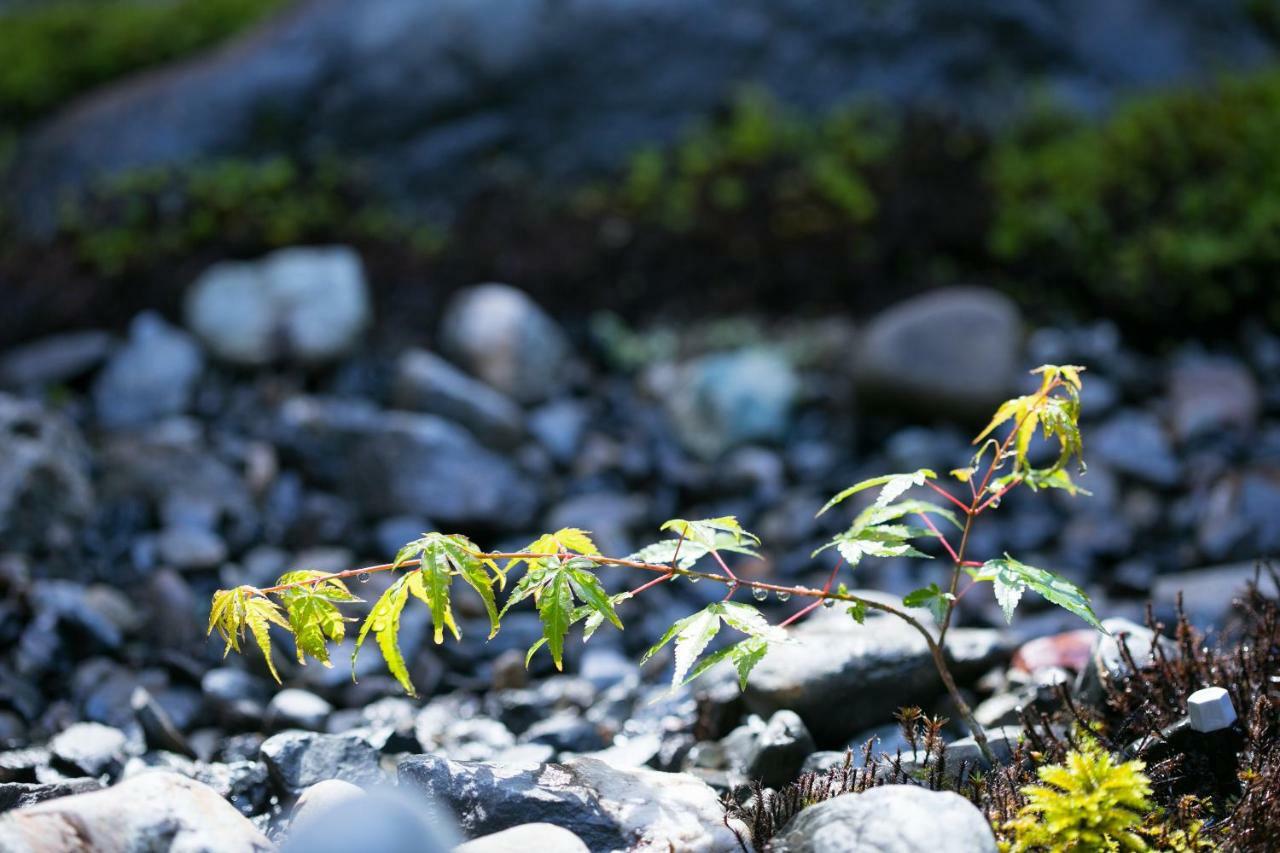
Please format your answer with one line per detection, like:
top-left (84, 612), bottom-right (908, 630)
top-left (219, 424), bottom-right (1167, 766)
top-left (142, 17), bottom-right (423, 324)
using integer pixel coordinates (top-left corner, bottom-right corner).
top-left (855, 287), bottom-right (1022, 414)
top-left (740, 610), bottom-right (1009, 744)
top-left (0, 394), bottom-right (93, 557)
top-left (0, 771), bottom-right (272, 853)
top-left (772, 785), bottom-right (998, 853)
top-left (10, 0), bottom-right (1273, 232)
top-left (398, 754), bottom-right (742, 852)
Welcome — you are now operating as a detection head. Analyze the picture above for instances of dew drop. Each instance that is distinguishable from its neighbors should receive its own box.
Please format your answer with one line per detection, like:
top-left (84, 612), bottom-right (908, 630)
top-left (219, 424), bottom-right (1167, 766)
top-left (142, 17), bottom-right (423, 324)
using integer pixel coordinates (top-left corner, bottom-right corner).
top-left (822, 598), bottom-right (836, 609)
top-left (752, 587), bottom-right (769, 601)
top-left (687, 575), bottom-right (700, 584)
top-left (358, 572), bottom-right (370, 583)
top-left (776, 590), bottom-right (791, 602)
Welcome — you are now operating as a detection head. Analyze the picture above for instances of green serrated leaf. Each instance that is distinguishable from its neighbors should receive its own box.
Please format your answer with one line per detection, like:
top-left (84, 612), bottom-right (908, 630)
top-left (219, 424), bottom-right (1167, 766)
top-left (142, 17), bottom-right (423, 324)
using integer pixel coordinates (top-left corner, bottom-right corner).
top-left (565, 563), bottom-right (624, 630)
top-left (671, 607), bottom-right (721, 688)
top-left (729, 636), bottom-right (770, 689)
top-left (903, 583), bottom-right (955, 624)
top-left (718, 601), bottom-right (785, 640)
top-left (537, 569), bottom-right (573, 670)
top-left (659, 516), bottom-right (760, 549)
top-left (244, 596), bottom-right (290, 684)
top-left (846, 600), bottom-right (867, 624)
top-left (353, 575), bottom-right (415, 695)
top-left (818, 469), bottom-right (936, 516)
top-left (979, 555), bottom-right (1104, 630)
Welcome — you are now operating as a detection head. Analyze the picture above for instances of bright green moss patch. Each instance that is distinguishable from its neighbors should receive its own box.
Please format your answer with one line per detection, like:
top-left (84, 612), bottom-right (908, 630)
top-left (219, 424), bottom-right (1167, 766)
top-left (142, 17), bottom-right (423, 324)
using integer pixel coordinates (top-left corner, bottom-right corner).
top-left (991, 70), bottom-right (1280, 330)
top-left (0, 0), bottom-right (292, 126)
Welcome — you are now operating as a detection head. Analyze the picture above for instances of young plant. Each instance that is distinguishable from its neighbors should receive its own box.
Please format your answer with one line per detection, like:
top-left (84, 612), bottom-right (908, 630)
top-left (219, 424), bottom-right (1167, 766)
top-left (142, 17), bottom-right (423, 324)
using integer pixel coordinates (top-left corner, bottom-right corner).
top-left (208, 364), bottom-right (1102, 764)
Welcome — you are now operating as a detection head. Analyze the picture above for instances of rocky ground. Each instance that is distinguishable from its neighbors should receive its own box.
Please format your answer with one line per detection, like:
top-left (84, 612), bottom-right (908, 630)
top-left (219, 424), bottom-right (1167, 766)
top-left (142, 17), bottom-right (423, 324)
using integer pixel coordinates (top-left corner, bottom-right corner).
top-left (0, 250), bottom-right (1276, 851)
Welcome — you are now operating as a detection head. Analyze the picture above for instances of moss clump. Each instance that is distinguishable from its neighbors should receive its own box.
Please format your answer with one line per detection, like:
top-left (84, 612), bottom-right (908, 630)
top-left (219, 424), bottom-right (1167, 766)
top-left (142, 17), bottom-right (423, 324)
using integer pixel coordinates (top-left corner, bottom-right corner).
top-left (990, 70), bottom-right (1280, 332)
top-left (56, 156), bottom-right (441, 276)
top-left (0, 0), bottom-right (291, 127)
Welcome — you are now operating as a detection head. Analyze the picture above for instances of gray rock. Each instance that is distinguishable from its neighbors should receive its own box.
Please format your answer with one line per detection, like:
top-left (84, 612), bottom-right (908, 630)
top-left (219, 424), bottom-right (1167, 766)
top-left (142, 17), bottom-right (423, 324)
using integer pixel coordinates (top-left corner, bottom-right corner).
top-left (12, 0), bottom-right (1271, 232)
top-left (0, 771), bottom-right (271, 852)
top-left (393, 348), bottom-right (524, 448)
top-left (772, 785), bottom-right (998, 852)
top-left (455, 823), bottom-right (590, 853)
top-left (202, 667), bottom-right (271, 728)
top-left (0, 330), bottom-right (113, 390)
top-left (740, 609), bottom-right (1009, 743)
top-left (283, 787), bottom-right (459, 853)
top-left (440, 284), bottom-right (572, 404)
top-left (545, 492), bottom-right (647, 558)
top-left (1168, 358), bottom-right (1258, 442)
top-left (265, 689), bottom-right (334, 732)
top-left (1075, 618), bottom-right (1179, 705)
top-left (279, 395), bottom-right (539, 527)
top-left (155, 524), bottom-right (228, 571)
top-left (92, 312), bottom-right (203, 429)
top-left (521, 715), bottom-right (605, 755)
top-left (721, 710), bottom-right (815, 788)
top-left (47, 724), bottom-right (128, 779)
top-left (192, 761), bottom-right (273, 818)
top-left (1091, 411), bottom-right (1180, 487)
top-left (659, 348), bottom-right (800, 459)
top-left (527, 400), bottom-right (590, 465)
top-left (1152, 563), bottom-right (1279, 630)
top-left (398, 754), bottom-right (741, 852)
top-left (260, 730), bottom-right (384, 795)
top-left (0, 394), bottom-right (93, 557)
top-left (292, 778), bottom-right (366, 827)
top-left (0, 779), bottom-right (103, 813)
top-left (186, 246), bottom-right (371, 365)
top-left (855, 287), bottom-right (1021, 414)
top-left (1195, 468), bottom-right (1280, 562)
top-left (131, 687), bottom-right (194, 758)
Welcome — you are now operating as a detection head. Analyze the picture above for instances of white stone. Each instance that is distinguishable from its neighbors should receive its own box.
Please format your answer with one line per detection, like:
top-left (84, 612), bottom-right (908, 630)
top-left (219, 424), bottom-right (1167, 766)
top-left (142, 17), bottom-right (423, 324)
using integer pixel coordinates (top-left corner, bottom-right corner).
top-left (1188, 686), bottom-right (1237, 732)
top-left (186, 246), bottom-right (371, 366)
top-left (454, 823), bottom-right (589, 853)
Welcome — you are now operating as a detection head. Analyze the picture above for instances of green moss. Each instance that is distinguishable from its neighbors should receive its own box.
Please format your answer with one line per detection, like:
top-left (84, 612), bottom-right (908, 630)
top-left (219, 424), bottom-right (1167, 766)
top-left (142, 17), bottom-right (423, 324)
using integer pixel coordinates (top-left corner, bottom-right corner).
top-left (58, 156), bottom-right (442, 276)
top-left (990, 70), bottom-right (1280, 329)
top-left (0, 0), bottom-right (292, 127)
top-left (598, 88), bottom-right (894, 239)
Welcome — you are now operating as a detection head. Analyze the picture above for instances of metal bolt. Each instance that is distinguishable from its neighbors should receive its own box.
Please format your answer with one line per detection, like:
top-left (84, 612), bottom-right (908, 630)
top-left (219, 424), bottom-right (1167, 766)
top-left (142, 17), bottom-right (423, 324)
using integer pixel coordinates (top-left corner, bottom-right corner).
top-left (1187, 686), bottom-right (1237, 733)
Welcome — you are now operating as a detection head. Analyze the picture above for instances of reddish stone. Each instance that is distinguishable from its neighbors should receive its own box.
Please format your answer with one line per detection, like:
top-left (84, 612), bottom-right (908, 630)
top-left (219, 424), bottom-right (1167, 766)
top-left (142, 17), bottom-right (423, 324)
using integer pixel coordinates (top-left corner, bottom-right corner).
top-left (1012, 630), bottom-right (1096, 675)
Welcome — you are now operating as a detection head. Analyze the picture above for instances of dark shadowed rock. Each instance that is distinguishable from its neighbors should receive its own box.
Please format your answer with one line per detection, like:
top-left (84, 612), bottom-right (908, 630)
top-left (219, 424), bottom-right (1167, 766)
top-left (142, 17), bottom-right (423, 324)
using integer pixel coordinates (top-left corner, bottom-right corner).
top-left (721, 710), bottom-right (815, 788)
top-left (739, 609), bottom-right (1009, 744)
top-left (393, 348), bottom-right (524, 448)
top-left (260, 730), bottom-right (384, 795)
top-left (278, 395), bottom-right (540, 527)
top-left (1075, 617), bottom-right (1179, 706)
top-left (398, 753), bottom-right (741, 852)
top-left (0, 394), bottom-right (92, 557)
top-left (47, 723), bottom-right (128, 779)
top-left (1168, 357), bottom-right (1259, 443)
top-left (0, 771), bottom-right (271, 852)
top-left (855, 287), bottom-right (1021, 414)
top-left (1091, 411), bottom-right (1180, 487)
top-left (0, 779), bottom-right (102, 813)
top-left (0, 330), bottom-right (112, 391)
top-left (10, 0), bottom-right (1272, 232)
top-left (772, 785), bottom-right (998, 852)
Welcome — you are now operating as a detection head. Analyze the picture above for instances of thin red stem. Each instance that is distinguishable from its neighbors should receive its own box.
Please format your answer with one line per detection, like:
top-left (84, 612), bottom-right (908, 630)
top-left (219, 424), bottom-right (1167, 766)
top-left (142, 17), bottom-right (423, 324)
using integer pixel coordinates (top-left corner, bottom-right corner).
top-left (925, 480), bottom-right (971, 513)
top-left (779, 559), bottom-right (844, 628)
top-left (916, 512), bottom-right (959, 563)
top-left (629, 572), bottom-right (674, 597)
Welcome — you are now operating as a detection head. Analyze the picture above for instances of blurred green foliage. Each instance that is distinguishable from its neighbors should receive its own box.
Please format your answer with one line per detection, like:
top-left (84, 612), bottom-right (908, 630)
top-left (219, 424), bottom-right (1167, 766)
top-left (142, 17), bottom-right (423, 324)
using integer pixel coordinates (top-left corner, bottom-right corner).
top-left (0, 0), bottom-right (291, 127)
top-left (990, 70), bottom-right (1280, 328)
top-left (584, 88), bottom-right (894, 239)
top-left (59, 156), bottom-right (441, 276)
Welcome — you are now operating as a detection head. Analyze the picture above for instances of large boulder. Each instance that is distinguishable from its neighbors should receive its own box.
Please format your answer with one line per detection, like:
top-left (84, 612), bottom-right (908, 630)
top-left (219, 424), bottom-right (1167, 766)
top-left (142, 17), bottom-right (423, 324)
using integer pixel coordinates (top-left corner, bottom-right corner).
top-left (0, 394), bottom-right (93, 557)
top-left (855, 288), bottom-right (1021, 414)
top-left (738, 608), bottom-right (1009, 744)
top-left (185, 246), bottom-right (371, 366)
top-left (9, 0), bottom-right (1274, 232)
top-left (0, 771), bottom-right (272, 852)
top-left (398, 753), bottom-right (742, 852)
top-left (277, 395), bottom-right (539, 527)
top-left (771, 786), bottom-right (998, 853)
top-left (260, 730), bottom-right (385, 796)
top-left (392, 348), bottom-right (524, 448)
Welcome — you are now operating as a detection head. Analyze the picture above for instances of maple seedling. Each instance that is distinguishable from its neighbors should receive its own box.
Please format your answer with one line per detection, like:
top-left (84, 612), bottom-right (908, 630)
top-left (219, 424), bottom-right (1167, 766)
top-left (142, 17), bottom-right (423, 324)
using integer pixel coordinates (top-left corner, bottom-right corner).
top-left (210, 364), bottom-right (1102, 765)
